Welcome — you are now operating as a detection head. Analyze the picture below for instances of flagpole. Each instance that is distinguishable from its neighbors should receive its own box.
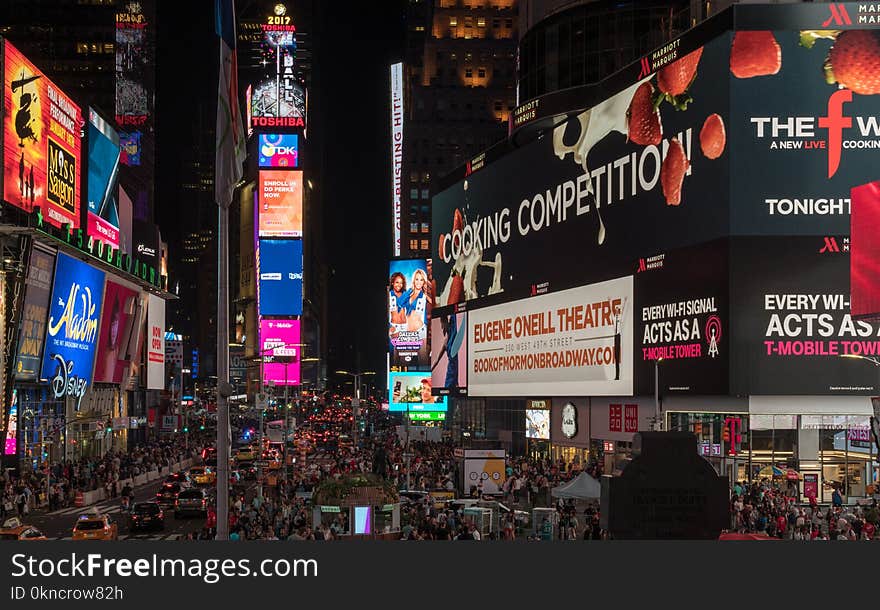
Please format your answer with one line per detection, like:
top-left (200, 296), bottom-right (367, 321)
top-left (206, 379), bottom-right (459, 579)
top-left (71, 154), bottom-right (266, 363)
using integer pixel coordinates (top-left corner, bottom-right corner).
top-left (216, 202), bottom-right (230, 540)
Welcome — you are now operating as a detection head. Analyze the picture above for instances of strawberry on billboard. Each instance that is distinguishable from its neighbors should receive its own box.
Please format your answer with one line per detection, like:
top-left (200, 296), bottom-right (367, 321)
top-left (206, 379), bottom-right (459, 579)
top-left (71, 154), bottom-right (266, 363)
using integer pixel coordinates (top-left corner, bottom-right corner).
top-left (2, 39), bottom-right (83, 229)
top-left (432, 34), bottom-right (731, 310)
top-left (730, 25), bottom-right (880, 235)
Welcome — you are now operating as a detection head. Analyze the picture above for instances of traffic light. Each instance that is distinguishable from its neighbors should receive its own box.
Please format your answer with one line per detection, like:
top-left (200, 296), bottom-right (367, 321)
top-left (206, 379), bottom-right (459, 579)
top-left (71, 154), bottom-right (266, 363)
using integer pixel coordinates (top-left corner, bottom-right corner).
top-left (199, 424), bottom-right (205, 431)
top-left (722, 427), bottom-right (730, 443)
top-left (183, 426), bottom-right (189, 433)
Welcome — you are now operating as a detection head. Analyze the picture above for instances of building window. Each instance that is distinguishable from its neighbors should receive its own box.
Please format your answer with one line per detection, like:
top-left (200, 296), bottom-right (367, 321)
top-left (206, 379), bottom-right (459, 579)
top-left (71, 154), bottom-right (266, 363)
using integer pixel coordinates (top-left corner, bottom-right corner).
top-left (465, 52), bottom-right (473, 62)
top-left (478, 67), bottom-right (486, 78)
top-left (505, 18), bottom-right (513, 28)
top-left (477, 17), bottom-right (486, 27)
top-left (420, 239), bottom-right (430, 251)
top-left (76, 42), bottom-right (89, 54)
top-left (421, 189), bottom-right (430, 199)
top-left (493, 18), bottom-right (500, 28)
top-left (410, 239), bottom-right (419, 251)
top-left (410, 188), bottom-right (419, 199)
top-left (421, 223), bottom-right (430, 234)
top-left (410, 223), bottom-right (419, 233)
top-left (494, 100), bottom-right (503, 111)
top-left (465, 68), bottom-right (473, 78)
top-left (410, 172), bottom-right (419, 183)
top-left (449, 17), bottom-right (457, 27)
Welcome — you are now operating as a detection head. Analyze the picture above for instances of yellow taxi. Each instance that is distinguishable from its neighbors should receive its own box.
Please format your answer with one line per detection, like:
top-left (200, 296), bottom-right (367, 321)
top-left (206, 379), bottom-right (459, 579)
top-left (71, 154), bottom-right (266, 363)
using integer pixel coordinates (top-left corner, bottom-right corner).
top-left (72, 512), bottom-right (118, 541)
top-left (188, 466), bottom-right (216, 485)
top-left (0, 518), bottom-right (48, 541)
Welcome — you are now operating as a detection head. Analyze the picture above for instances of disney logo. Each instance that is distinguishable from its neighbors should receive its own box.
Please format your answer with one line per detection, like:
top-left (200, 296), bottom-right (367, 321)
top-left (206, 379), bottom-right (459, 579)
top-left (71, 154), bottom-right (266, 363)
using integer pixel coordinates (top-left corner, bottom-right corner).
top-left (49, 353), bottom-right (89, 410)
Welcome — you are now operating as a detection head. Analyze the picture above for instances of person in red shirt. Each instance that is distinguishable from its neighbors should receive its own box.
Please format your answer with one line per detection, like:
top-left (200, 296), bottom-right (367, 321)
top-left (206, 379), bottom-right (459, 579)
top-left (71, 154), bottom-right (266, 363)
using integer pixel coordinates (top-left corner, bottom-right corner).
top-left (776, 514), bottom-right (787, 538)
top-left (863, 520), bottom-right (876, 540)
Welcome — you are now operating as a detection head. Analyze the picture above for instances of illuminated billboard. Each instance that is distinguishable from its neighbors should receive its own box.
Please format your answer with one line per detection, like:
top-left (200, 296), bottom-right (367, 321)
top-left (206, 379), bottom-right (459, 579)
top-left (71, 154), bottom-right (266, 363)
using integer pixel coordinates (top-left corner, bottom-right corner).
top-left (258, 170), bottom-right (303, 237)
top-left (258, 238), bottom-right (303, 316)
top-left (525, 409), bottom-right (550, 440)
top-left (388, 259), bottom-right (430, 369)
top-left (387, 370), bottom-right (446, 412)
top-left (119, 131), bottom-right (141, 166)
top-left (2, 39), bottom-right (83, 229)
top-left (390, 63), bottom-right (403, 257)
top-left (87, 108), bottom-right (121, 249)
top-left (430, 312), bottom-right (467, 396)
top-left (260, 318), bottom-right (301, 385)
top-left (14, 247), bottom-right (55, 381)
top-left (115, 3), bottom-right (153, 127)
top-left (259, 133), bottom-right (299, 168)
top-left (94, 279), bottom-right (140, 384)
top-left (249, 17), bottom-right (306, 126)
top-left (41, 253), bottom-right (106, 410)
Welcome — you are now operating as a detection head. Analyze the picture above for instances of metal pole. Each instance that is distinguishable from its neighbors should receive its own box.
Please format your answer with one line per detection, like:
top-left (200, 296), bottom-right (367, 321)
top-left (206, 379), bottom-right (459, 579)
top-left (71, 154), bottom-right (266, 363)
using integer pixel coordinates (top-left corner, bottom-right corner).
top-left (216, 205), bottom-right (230, 540)
top-left (654, 360), bottom-right (661, 431)
top-left (284, 362), bottom-right (289, 480)
top-left (352, 374), bottom-right (360, 449)
top-left (405, 404), bottom-right (411, 490)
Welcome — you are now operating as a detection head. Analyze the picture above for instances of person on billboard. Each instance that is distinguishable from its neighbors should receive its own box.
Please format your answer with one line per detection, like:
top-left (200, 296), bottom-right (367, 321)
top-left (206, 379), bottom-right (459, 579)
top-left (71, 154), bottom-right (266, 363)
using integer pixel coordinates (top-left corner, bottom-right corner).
top-left (388, 272), bottom-right (407, 342)
top-left (97, 295), bottom-right (123, 382)
top-left (402, 269), bottom-right (430, 334)
top-left (419, 379), bottom-right (436, 404)
top-left (432, 313), bottom-right (465, 391)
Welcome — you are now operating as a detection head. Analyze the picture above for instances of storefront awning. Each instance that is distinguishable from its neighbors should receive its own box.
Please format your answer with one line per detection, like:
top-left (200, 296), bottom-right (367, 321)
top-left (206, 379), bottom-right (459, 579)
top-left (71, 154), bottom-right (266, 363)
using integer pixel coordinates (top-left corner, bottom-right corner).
top-left (749, 396), bottom-right (873, 415)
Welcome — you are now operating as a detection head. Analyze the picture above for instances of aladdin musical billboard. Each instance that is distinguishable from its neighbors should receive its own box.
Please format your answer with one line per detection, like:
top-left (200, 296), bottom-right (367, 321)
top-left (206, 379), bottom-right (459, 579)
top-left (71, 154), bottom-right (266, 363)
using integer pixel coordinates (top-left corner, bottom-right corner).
top-left (2, 39), bottom-right (83, 229)
top-left (41, 253), bottom-right (105, 410)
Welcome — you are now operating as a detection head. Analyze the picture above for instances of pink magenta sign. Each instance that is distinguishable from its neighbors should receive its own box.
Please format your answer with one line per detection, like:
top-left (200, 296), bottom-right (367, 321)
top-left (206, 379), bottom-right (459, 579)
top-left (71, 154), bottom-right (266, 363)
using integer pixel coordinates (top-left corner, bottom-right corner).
top-left (260, 318), bottom-right (301, 385)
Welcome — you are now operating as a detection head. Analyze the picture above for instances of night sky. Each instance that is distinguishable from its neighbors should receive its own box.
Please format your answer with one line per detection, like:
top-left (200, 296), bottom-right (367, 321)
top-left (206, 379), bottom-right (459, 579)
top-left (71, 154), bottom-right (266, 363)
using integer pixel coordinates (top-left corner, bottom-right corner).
top-left (156, 0), bottom-right (407, 384)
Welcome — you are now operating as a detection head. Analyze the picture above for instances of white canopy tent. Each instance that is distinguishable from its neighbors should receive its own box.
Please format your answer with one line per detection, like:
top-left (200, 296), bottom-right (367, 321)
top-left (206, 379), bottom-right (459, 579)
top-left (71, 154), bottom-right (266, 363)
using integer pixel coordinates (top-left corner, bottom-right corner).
top-left (550, 472), bottom-right (602, 500)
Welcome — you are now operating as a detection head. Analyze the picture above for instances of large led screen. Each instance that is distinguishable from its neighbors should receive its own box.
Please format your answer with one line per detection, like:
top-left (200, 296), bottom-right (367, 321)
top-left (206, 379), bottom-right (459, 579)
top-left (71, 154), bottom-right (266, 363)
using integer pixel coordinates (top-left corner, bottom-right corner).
top-left (430, 312), bottom-right (467, 396)
top-left (388, 259), bottom-right (430, 369)
top-left (94, 279), bottom-right (140, 384)
top-left (259, 133), bottom-right (298, 168)
top-left (258, 238), bottom-right (303, 316)
top-left (525, 409), bottom-right (550, 440)
top-left (87, 107), bottom-right (121, 249)
top-left (387, 370), bottom-right (446, 412)
top-left (258, 170), bottom-right (303, 237)
top-left (260, 318), bottom-right (301, 385)
top-left (467, 276), bottom-right (634, 397)
top-left (14, 247), bottom-right (55, 381)
top-left (41, 253), bottom-right (105, 409)
top-left (3, 40), bottom-right (83, 229)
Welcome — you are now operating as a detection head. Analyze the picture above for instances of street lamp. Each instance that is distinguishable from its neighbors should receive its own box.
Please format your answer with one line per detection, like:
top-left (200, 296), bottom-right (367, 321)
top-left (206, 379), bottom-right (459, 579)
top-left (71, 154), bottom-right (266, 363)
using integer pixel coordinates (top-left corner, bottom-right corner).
top-left (335, 370), bottom-right (376, 448)
top-left (654, 358), bottom-right (664, 431)
top-left (180, 368), bottom-right (191, 450)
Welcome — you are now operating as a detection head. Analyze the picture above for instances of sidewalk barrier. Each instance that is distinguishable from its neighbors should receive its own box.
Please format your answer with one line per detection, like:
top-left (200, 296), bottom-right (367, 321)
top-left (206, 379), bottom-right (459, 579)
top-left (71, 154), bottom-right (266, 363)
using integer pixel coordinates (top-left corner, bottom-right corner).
top-left (74, 491), bottom-right (84, 507)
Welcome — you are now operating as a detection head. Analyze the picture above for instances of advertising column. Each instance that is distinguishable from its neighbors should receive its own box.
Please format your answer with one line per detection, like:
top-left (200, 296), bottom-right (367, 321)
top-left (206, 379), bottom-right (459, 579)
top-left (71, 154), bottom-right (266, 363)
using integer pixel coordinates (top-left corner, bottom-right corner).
top-left (390, 62), bottom-right (403, 257)
top-left (146, 294), bottom-right (165, 390)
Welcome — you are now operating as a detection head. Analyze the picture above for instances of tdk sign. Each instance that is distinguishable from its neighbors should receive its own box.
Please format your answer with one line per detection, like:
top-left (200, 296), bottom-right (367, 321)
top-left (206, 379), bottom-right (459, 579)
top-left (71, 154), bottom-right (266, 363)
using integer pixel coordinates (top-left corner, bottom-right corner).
top-left (259, 134), bottom-right (299, 168)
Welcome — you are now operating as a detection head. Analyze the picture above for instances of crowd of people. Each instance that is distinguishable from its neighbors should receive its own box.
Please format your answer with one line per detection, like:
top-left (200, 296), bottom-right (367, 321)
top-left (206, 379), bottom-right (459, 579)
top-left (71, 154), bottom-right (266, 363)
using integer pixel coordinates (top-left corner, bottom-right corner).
top-left (729, 480), bottom-right (879, 540)
top-left (1, 435), bottom-right (202, 520)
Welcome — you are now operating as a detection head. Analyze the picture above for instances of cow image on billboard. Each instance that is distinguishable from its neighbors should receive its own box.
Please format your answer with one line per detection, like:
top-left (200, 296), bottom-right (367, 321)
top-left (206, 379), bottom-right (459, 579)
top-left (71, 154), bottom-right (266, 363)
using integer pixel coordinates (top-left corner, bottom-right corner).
top-left (3, 40), bottom-right (83, 229)
top-left (467, 276), bottom-right (634, 397)
top-left (258, 170), bottom-right (303, 237)
top-left (430, 312), bottom-right (467, 396)
top-left (388, 259), bottom-right (430, 369)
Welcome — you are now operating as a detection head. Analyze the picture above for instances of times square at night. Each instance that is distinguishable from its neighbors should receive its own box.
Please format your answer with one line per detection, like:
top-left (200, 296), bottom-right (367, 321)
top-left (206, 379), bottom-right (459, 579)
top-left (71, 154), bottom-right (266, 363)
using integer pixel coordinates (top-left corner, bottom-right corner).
top-left (0, 1), bottom-right (878, 601)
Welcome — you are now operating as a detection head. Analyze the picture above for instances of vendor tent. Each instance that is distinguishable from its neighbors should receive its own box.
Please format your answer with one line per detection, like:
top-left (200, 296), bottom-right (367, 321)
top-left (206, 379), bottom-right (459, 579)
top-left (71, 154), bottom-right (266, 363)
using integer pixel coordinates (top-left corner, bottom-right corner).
top-left (550, 472), bottom-right (601, 500)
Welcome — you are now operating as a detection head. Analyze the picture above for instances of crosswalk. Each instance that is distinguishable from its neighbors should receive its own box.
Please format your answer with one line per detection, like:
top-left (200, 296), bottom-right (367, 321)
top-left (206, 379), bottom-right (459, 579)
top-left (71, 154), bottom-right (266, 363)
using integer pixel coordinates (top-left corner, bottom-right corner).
top-left (54, 533), bottom-right (183, 541)
top-left (48, 502), bottom-right (126, 517)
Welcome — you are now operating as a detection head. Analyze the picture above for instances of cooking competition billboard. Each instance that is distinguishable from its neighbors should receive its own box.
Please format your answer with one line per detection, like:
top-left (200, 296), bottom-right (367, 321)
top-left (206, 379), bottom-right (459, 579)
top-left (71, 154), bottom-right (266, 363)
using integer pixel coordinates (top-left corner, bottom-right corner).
top-left (3, 39), bottom-right (83, 229)
top-left (432, 33), bottom-right (731, 309)
top-left (729, 25), bottom-right (880, 236)
top-left (388, 258), bottom-right (430, 369)
top-left (467, 276), bottom-right (633, 397)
